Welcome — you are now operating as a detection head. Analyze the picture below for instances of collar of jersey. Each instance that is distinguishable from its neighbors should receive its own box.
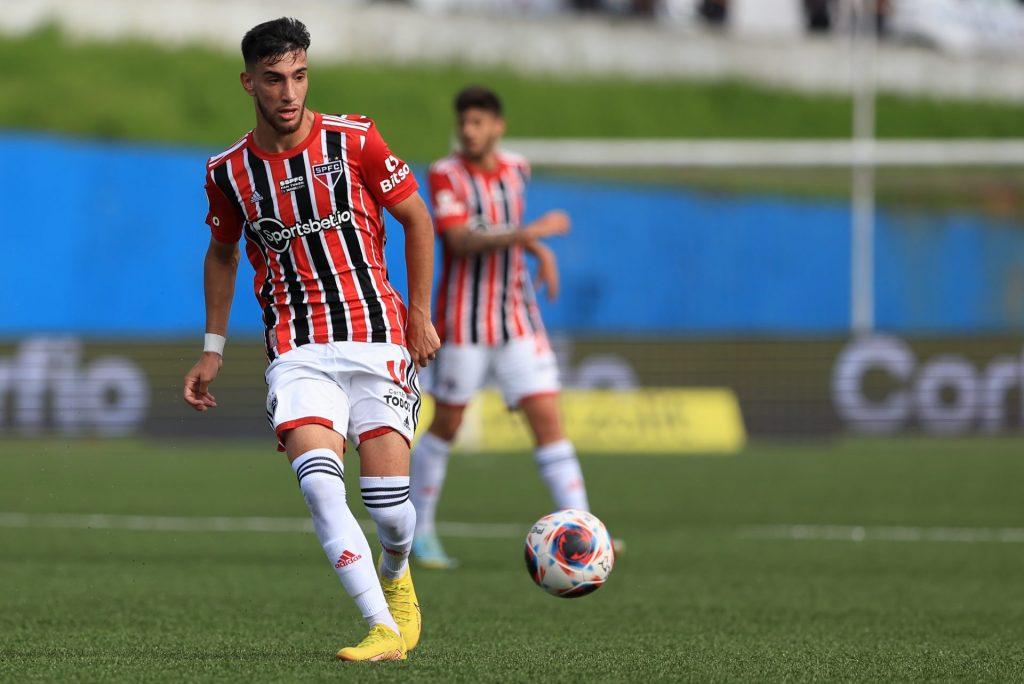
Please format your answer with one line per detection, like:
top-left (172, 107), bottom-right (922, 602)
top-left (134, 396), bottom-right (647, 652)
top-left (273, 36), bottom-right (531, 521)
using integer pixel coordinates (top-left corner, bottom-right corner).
top-left (247, 111), bottom-right (323, 162)
top-left (459, 152), bottom-right (506, 178)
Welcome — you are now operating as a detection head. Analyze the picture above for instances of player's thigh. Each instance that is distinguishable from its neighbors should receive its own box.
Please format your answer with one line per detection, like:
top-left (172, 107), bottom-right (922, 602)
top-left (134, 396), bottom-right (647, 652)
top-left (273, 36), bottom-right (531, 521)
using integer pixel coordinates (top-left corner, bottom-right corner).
top-left (346, 343), bottom-right (420, 453)
top-left (358, 430), bottom-right (411, 477)
top-left (282, 424), bottom-right (346, 463)
top-left (493, 335), bottom-right (561, 410)
top-left (428, 344), bottom-right (490, 408)
top-left (266, 348), bottom-right (351, 457)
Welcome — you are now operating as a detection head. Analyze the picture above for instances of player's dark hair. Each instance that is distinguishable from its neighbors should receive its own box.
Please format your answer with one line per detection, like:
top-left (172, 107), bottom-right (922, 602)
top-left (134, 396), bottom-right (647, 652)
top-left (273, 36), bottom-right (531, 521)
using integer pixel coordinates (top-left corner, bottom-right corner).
top-left (454, 86), bottom-right (503, 116)
top-left (241, 17), bottom-right (311, 67)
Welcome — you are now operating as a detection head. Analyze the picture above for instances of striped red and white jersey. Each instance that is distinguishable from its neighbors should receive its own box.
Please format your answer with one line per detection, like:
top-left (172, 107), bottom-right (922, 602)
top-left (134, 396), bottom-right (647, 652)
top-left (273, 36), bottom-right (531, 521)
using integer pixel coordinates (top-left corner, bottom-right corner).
top-left (203, 112), bottom-right (418, 360)
top-left (428, 151), bottom-right (543, 347)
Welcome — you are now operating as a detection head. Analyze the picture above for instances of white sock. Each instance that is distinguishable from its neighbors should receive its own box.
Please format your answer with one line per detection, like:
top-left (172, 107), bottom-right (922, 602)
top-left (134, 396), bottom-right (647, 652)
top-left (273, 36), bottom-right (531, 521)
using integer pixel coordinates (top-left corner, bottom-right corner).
top-left (409, 432), bottom-right (452, 535)
top-left (291, 449), bottom-right (397, 634)
top-left (361, 475), bottom-right (416, 580)
top-left (535, 439), bottom-right (590, 511)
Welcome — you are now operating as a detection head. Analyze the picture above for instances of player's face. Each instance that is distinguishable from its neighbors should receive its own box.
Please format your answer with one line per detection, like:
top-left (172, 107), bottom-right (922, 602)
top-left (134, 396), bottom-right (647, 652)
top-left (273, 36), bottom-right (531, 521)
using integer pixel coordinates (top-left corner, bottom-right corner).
top-left (457, 108), bottom-right (505, 161)
top-left (243, 50), bottom-right (309, 136)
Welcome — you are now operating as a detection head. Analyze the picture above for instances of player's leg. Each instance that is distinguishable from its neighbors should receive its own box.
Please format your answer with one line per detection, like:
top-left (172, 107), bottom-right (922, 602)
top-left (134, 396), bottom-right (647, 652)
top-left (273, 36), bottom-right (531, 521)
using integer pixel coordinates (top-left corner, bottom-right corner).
top-left (519, 393), bottom-right (590, 511)
top-left (268, 352), bottom-right (404, 662)
top-left (496, 335), bottom-right (590, 512)
top-left (347, 343), bottom-right (424, 652)
top-left (409, 344), bottom-right (488, 568)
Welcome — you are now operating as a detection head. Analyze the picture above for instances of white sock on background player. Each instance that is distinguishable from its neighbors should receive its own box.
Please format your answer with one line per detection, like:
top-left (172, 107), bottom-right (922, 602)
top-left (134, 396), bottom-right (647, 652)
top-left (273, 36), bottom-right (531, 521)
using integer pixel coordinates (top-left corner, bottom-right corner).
top-left (409, 432), bottom-right (452, 535)
top-left (360, 475), bottom-right (416, 580)
top-left (291, 449), bottom-right (399, 635)
top-left (535, 439), bottom-right (590, 511)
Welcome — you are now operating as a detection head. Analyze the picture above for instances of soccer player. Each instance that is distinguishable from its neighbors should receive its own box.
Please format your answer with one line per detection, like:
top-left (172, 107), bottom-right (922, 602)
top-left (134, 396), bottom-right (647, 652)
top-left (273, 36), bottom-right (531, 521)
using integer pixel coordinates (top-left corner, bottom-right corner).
top-left (409, 86), bottom-right (589, 568)
top-left (182, 18), bottom-right (439, 662)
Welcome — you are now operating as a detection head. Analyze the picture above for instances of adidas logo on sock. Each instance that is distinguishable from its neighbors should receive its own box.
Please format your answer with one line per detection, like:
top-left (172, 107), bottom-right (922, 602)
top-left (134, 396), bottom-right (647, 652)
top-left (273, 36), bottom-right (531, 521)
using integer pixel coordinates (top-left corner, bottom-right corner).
top-left (335, 550), bottom-right (363, 569)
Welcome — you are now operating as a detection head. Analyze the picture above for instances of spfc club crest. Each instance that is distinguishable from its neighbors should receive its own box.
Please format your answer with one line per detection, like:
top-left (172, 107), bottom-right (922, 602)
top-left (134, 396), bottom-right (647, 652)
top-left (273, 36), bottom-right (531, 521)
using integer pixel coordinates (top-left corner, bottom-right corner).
top-left (313, 157), bottom-right (344, 190)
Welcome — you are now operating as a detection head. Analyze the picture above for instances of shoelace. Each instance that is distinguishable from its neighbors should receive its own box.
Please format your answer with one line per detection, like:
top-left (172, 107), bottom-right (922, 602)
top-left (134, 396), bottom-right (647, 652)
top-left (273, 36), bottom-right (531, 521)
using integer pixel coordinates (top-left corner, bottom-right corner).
top-left (360, 625), bottom-right (395, 646)
top-left (383, 581), bottom-right (416, 622)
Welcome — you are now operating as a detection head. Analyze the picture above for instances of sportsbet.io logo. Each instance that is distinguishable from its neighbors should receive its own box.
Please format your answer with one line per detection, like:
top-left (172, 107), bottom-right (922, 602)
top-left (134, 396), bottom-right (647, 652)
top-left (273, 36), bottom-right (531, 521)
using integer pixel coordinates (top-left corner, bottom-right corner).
top-left (247, 210), bottom-right (352, 253)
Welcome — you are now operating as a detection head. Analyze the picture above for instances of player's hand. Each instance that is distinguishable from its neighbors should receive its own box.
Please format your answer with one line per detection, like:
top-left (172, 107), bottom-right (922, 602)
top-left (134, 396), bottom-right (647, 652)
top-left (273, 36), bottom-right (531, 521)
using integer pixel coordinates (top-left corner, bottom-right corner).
top-left (406, 305), bottom-right (440, 369)
top-left (183, 352), bottom-right (223, 412)
top-left (533, 243), bottom-right (561, 301)
top-left (525, 210), bottom-right (570, 240)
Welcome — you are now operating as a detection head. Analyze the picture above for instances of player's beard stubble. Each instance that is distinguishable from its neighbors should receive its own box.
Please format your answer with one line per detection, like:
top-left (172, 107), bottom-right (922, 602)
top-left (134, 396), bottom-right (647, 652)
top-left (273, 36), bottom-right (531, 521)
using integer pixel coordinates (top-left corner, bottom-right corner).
top-left (256, 95), bottom-right (307, 136)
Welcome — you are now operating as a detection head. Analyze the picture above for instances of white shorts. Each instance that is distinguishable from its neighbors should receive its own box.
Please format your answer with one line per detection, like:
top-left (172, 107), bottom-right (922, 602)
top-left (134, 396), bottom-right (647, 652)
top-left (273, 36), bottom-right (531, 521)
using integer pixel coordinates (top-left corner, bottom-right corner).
top-left (429, 334), bottom-right (560, 408)
top-left (265, 342), bottom-right (420, 451)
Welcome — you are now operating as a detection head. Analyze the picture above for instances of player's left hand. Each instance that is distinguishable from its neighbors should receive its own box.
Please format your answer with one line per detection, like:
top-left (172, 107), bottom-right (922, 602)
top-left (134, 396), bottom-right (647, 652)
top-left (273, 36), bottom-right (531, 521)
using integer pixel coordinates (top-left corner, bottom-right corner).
top-left (533, 243), bottom-right (560, 301)
top-left (406, 305), bottom-right (441, 368)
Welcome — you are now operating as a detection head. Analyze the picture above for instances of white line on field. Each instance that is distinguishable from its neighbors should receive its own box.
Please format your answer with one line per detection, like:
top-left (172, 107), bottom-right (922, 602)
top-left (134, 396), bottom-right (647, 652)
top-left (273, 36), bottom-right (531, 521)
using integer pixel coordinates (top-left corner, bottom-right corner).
top-left (738, 524), bottom-right (1024, 544)
top-left (6, 514), bottom-right (1021, 545)
top-left (0, 512), bottom-right (524, 539)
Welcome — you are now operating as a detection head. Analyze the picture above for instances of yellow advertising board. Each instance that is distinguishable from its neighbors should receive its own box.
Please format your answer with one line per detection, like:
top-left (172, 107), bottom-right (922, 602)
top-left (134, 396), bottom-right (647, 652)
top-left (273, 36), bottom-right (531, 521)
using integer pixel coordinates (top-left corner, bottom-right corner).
top-left (416, 389), bottom-right (745, 455)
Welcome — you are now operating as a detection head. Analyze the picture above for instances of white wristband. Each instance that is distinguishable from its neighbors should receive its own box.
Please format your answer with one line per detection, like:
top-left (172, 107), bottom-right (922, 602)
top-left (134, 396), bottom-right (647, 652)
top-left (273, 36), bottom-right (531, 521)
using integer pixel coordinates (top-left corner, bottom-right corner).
top-left (203, 333), bottom-right (226, 356)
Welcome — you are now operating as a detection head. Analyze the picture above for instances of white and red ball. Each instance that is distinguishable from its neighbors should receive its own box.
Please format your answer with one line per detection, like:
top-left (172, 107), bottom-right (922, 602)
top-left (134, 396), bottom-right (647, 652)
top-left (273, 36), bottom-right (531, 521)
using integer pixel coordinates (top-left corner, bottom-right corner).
top-left (524, 509), bottom-right (614, 598)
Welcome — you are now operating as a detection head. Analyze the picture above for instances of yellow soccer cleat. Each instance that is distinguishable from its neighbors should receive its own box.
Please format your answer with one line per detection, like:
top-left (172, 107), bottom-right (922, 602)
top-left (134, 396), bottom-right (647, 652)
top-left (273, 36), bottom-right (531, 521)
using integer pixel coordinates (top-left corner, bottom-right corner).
top-left (379, 559), bottom-right (422, 652)
top-left (335, 624), bottom-right (407, 662)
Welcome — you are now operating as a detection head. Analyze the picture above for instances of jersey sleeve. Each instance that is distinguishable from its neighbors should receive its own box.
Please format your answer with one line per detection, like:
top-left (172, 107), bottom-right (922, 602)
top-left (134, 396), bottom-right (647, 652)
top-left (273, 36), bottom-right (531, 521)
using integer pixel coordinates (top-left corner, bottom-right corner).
top-left (359, 120), bottom-right (420, 208)
top-left (204, 168), bottom-right (244, 243)
top-left (427, 167), bottom-right (470, 233)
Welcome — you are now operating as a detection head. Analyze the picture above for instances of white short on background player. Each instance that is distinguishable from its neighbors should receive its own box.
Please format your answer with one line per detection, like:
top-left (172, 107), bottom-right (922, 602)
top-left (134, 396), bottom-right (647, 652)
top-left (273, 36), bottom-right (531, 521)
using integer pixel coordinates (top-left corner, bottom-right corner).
top-left (409, 86), bottom-right (590, 569)
top-left (182, 17), bottom-right (440, 662)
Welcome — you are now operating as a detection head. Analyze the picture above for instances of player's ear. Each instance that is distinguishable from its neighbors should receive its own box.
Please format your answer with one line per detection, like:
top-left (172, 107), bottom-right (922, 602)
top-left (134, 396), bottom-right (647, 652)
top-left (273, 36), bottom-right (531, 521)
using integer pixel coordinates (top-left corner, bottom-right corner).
top-left (496, 117), bottom-right (507, 137)
top-left (240, 70), bottom-right (255, 97)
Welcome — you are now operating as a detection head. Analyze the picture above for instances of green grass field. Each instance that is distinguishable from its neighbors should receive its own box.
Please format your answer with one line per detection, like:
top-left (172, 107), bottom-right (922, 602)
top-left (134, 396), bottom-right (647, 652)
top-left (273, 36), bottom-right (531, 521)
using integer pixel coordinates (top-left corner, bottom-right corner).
top-left (2, 437), bottom-right (1023, 681)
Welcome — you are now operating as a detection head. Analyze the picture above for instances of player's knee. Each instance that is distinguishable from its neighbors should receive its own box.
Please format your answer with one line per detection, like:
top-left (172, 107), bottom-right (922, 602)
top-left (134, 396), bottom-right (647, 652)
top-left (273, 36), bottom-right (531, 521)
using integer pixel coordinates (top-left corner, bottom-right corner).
top-left (283, 424), bottom-right (345, 462)
top-left (364, 496), bottom-right (416, 537)
top-left (520, 397), bottom-right (564, 445)
top-left (429, 404), bottom-right (465, 442)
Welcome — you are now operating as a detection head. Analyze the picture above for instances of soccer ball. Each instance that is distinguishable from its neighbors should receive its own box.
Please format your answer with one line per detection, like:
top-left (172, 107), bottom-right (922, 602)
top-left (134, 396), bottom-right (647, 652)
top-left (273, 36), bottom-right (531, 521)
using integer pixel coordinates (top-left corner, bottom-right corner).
top-left (524, 509), bottom-right (614, 598)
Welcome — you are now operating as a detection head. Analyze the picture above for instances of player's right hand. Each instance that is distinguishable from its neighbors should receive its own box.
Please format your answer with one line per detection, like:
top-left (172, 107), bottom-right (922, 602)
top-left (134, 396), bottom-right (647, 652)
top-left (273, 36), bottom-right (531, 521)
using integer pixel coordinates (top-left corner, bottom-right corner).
top-left (527, 210), bottom-right (571, 240)
top-left (183, 353), bottom-right (223, 412)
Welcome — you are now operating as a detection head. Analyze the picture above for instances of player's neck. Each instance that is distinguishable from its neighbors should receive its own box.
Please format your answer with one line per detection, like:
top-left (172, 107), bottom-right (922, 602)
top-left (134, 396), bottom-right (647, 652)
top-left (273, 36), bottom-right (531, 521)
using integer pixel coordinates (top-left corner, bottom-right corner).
top-left (252, 110), bottom-right (316, 154)
top-left (462, 149), bottom-right (499, 172)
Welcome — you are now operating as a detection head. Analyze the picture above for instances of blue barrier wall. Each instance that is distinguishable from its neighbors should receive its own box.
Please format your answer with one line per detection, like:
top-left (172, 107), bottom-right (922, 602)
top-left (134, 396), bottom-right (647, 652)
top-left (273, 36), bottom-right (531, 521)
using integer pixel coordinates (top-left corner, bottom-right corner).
top-left (4, 132), bottom-right (1023, 336)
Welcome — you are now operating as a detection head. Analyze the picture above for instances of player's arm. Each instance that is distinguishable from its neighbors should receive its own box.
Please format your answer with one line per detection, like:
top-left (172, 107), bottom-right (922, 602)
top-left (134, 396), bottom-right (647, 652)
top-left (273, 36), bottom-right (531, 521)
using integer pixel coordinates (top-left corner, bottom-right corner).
top-left (388, 193), bottom-right (441, 368)
top-left (441, 209), bottom-right (569, 256)
top-left (359, 119), bottom-right (441, 368)
top-left (524, 237), bottom-right (561, 302)
top-left (183, 237), bottom-right (240, 412)
top-left (184, 170), bottom-right (244, 412)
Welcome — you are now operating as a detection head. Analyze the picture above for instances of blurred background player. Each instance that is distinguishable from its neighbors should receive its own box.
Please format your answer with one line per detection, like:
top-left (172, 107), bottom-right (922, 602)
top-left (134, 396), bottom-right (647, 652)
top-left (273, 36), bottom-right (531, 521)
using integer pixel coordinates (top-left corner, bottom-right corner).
top-left (409, 86), bottom-right (588, 569)
top-left (181, 17), bottom-right (440, 661)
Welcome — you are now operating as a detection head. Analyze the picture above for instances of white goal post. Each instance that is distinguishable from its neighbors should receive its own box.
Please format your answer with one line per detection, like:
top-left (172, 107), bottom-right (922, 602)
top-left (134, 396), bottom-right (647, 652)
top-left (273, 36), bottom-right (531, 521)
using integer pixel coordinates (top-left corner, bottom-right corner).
top-left (506, 136), bottom-right (1024, 336)
top-left (506, 1), bottom-right (1024, 335)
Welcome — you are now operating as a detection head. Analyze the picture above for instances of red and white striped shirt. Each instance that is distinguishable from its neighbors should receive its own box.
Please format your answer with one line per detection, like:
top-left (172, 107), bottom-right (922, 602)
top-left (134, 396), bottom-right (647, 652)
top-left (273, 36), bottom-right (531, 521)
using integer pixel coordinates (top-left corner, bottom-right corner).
top-left (428, 151), bottom-right (543, 346)
top-left (204, 112), bottom-right (418, 360)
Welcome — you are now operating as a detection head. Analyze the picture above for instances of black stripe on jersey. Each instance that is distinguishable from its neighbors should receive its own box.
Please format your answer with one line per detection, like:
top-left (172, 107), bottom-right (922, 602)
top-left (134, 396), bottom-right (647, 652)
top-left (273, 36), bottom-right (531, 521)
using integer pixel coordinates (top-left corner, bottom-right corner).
top-left (466, 174), bottom-right (488, 345)
top-left (247, 149), bottom-right (312, 348)
top-left (288, 154), bottom-right (349, 340)
top-left (326, 130), bottom-right (388, 343)
top-left (211, 163), bottom-right (239, 217)
top-left (496, 175), bottom-right (512, 343)
top-left (214, 161), bottom-right (280, 356)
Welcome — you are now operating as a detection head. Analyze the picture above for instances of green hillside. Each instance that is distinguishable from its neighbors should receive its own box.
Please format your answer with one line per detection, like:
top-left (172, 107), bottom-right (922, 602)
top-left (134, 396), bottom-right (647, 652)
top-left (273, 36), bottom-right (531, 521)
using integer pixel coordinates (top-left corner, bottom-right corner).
top-left (4, 26), bottom-right (1024, 164)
